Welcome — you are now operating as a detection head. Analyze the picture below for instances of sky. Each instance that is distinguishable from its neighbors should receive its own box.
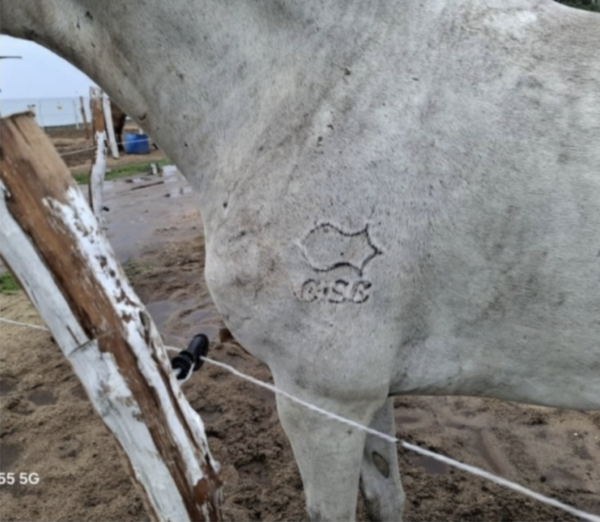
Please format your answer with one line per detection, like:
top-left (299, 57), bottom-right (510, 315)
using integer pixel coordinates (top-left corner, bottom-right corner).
top-left (0, 35), bottom-right (97, 99)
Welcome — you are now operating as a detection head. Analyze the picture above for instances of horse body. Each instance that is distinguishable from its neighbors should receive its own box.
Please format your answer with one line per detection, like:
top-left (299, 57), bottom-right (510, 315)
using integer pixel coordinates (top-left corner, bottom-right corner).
top-left (2, 1), bottom-right (599, 519)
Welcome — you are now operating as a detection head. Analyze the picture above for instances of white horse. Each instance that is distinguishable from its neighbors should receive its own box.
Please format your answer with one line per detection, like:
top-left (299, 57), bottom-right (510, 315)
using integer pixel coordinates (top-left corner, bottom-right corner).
top-left (2, 1), bottom-right (599, 520)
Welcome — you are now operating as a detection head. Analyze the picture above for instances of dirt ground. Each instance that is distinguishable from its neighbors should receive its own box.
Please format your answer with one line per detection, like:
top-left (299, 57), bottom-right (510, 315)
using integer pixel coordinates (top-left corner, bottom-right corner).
top-left (1, 163), bottom-right (599, 521)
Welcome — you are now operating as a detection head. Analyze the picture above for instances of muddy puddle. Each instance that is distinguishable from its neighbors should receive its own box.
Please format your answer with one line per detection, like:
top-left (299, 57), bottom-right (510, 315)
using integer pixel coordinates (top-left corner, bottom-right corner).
top-left (101, 167), bottom-right (201, 265)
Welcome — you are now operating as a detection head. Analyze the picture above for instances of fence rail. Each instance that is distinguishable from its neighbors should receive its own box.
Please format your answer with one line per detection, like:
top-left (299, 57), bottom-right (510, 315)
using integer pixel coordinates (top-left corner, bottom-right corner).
top-left (1, 97), bottom-right (91, 129)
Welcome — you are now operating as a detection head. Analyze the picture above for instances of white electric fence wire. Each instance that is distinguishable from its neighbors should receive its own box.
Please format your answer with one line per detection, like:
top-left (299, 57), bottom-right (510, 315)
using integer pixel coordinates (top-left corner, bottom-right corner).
top-left (59, 138), bottom-right (147, 158)
top-left (1, 316), bottom-right (599, 522)
top-left (0, 317), bottom-right (50, 331)
top-left (400, 442), bottom-right (600, 522)
top-left (59, 145), bottom-right (98, 157)
top-left (198, 356), bottom-right (600, 522)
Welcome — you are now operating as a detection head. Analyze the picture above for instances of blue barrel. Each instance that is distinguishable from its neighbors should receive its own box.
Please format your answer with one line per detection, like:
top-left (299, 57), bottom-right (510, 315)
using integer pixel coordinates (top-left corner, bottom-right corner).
top-left (123, 133), bottom-right (150, 154)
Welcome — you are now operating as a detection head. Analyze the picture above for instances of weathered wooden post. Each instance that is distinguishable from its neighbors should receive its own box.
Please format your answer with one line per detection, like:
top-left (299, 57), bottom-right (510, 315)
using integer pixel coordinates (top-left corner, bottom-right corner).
top-left (72, 99), bottom-right (80, 129)
top-left (0, 112), bottom-right (223, 522)
top-left (79, 95), bottom-right (90, 139)
top-left (102, 94), bottom-right (120, 159)
top-left (88, 87), bottom-right (107, 223)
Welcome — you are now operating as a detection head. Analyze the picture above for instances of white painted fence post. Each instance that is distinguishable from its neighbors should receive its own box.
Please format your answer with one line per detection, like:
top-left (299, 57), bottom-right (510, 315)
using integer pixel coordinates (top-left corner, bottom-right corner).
top-left (89, 87), bottom-right (107, 223)
top-left (102, 94), bottom-right (120, 159)
top-left (0, 112), bottom-right (223, 522)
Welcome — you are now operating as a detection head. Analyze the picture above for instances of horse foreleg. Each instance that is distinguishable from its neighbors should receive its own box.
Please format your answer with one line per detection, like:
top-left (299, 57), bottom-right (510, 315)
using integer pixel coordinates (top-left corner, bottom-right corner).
top-left (359, 397), bottom-right (405, 522)
top-left (275, 391), bottom-right (378, 522)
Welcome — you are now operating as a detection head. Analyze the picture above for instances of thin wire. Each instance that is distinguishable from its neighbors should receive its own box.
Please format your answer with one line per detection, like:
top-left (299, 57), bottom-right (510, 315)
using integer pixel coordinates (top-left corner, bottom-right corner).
top-left (199, 355), bottom-right (398, 442)
top-left (0, 317), bottom-right (49, 331)
top-left (2, 316), bottom-right (599, 522)
top-left (0, 317), bottom-right (116, 355)
top-left (59, 145), bottom-right (97, 157)
top-left (59, 137), bottom-right (149, 158)
top-left (401, 443), bottom-right (600, 522)
top-left (199, 356), bottom-right (600, 522)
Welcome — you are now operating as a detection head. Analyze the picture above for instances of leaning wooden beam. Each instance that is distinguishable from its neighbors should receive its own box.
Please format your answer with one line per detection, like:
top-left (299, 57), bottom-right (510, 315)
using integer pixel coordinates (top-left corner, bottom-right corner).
top-left (88, 87), bottom-right (107, 222)
top-left (0, 112), bottom-right (222, 522)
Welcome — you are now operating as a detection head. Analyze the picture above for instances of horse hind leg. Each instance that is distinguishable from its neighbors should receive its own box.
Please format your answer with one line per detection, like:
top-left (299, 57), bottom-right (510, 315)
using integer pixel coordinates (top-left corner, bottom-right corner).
top-left (359, 397), bottom-right (406, 522)
top-left (275, 390), bottom-right (379, 522)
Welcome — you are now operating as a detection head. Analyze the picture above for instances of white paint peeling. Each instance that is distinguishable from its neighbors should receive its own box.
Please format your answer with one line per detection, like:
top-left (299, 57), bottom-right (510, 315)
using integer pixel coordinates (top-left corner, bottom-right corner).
top-left (42, 185), bottom-right (220, 482)
top-left (1, 174), bottom-right (220, 521)
top-left (201, 503), bottom-right (211, 521)
top-left (0, 180), bottom-right (90, 353)
top-left (89, 130), bottom-right (107, 224)
top-left (70, 345), bottom-right (187, 521)
top-left (43, 184), bottom-right (220, 481)
top-left (102, 94), bottom-right (120, 159)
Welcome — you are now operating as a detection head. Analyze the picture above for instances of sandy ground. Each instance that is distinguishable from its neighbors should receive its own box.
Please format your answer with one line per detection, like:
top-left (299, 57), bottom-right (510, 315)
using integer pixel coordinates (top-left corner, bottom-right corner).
top-left (1, 165), bottom-right (599, 521)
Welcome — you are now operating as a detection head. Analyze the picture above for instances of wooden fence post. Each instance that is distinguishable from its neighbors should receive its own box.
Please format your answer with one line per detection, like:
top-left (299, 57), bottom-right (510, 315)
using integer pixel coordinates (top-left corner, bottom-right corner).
top-left (0, 112), bottom-right (223, 522)
top-left (102, 94), bottom-right (120, 159)
top-left (89, 87), bottom-right (107, 223)
top-left (79, 95), bottom-right (90, 139)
